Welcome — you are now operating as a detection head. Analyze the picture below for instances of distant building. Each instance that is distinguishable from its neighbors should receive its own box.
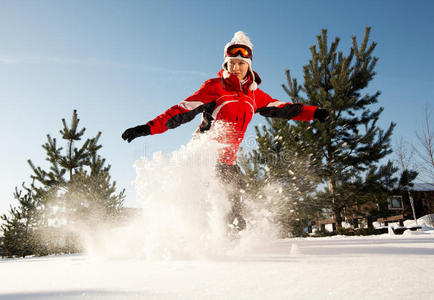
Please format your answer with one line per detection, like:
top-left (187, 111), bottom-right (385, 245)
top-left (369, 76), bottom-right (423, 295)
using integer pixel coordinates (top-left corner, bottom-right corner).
top-left (315, 183), bottom-right (434, 232)
top-left (412, 183), bottom-right (434, 218)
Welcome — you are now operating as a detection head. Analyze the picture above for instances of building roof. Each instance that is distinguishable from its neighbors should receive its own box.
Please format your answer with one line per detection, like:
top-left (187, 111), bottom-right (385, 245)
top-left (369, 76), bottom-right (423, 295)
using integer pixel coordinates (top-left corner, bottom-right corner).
top-left (413, 183), bottom-right (434, 191)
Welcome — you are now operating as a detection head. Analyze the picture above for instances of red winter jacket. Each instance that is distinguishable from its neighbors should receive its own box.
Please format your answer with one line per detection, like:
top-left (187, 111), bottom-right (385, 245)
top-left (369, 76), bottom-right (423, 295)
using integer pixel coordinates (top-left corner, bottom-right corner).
top-left (146, 70), bottom-right (317, 165)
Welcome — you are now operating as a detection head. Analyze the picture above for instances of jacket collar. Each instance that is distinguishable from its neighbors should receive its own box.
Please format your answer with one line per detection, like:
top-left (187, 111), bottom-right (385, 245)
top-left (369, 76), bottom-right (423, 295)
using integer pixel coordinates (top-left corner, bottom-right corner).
top-left (217, 69), bottom-right (261, 93)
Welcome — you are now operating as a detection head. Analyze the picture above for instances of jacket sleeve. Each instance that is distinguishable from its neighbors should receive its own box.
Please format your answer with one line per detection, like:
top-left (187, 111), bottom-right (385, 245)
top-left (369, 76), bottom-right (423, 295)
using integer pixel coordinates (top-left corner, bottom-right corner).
top-left (146, 79), bottom-right (218, 135)
top-left (254, 89), bottom-right (317, 121)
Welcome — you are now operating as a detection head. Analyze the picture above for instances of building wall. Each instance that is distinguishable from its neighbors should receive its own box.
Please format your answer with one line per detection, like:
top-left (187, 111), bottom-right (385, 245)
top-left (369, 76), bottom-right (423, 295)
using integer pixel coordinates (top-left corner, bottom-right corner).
top-left (413, 190), bottom-right (434, 217)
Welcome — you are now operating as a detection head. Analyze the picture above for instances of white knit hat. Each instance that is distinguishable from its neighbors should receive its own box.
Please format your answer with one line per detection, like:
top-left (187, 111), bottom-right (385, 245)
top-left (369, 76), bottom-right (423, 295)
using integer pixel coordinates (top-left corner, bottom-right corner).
top-left (222, 31), bottom-right (257, 90)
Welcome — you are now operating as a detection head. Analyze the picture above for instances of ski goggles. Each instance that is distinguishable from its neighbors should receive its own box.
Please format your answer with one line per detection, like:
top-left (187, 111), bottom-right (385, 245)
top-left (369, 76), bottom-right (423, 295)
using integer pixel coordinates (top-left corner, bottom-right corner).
top-left (226, 44), bottom-right (252, 59)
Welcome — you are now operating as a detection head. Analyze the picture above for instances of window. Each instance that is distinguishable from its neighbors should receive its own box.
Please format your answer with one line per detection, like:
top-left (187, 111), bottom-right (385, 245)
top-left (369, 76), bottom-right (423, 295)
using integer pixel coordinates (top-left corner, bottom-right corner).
top-left (388, 196), bottom-right (403, 210)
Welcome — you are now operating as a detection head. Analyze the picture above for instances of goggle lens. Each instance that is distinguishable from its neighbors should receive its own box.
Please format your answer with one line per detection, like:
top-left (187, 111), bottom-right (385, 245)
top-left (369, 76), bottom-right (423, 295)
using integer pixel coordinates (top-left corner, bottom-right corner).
top-left (226, 45), bottom-right (252, 58)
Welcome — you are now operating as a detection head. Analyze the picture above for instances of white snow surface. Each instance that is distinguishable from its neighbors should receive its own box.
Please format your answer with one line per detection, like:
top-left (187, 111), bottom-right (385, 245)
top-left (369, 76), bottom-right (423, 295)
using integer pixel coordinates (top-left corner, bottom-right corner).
top-left (2, 133), bottom-right (434, 299)
top-left (1, 234), bottom-right (434, 300)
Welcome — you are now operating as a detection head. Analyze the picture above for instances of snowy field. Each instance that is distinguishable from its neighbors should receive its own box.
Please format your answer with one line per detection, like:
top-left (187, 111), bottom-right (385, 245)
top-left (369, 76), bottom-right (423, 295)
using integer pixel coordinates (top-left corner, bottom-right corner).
top-left (1, 232), bottom-right (434, 300)
top-left (3, 135), bottom-right (433, 299)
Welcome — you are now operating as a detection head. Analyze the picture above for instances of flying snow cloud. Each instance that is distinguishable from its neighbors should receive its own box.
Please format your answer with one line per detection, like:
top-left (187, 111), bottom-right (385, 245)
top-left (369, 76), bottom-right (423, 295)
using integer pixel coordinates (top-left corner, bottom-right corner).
top-left (82, 127), bottom-right (280, 260)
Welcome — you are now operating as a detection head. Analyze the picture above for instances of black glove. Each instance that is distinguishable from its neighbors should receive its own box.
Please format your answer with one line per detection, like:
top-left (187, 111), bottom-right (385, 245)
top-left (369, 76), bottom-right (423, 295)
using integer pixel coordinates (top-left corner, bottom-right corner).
top-left (121, 124), bottom-right (151, 143)
top-left (314, 108), bottom-right (329, 123)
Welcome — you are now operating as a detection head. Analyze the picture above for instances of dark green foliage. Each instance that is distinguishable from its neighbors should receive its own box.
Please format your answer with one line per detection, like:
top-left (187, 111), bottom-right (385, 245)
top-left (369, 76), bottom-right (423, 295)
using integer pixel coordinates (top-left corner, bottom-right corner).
top-left (1, 185), bottom-right (40, 257)
top-left (398, 170), bottom-right (418, 189)
top-left (281, 27), bottom-right (396, 229)
top-left (397, 169), bottom-right (419, 219)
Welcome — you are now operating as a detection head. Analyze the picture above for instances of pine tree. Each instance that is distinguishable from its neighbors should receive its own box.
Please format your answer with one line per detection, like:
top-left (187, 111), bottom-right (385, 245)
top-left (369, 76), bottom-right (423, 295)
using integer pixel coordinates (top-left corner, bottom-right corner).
top-left (398, 169), bottom-right (418, 221)
top-left (27, 110), bottom-right (125, 253)
top-left (281, 27), bottom-right (395, 229)
top-left (1, 185), bottom-right (40, 257)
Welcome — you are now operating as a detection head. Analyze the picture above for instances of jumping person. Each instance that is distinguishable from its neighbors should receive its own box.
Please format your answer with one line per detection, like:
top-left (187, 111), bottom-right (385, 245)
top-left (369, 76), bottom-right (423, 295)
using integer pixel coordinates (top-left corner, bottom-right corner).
top-left (122, 31), bottom-right (329, 230)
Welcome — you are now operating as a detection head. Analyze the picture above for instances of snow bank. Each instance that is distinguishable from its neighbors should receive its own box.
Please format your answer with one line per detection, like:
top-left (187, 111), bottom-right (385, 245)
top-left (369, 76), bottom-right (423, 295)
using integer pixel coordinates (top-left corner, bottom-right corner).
top-left (404, 214), bottom-right (434, 228)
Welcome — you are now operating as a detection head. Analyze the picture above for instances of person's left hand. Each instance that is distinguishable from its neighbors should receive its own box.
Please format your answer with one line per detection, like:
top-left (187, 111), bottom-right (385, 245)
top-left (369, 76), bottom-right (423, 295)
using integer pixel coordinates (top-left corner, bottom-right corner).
top-left (314, 108), bottom-right (329, 123)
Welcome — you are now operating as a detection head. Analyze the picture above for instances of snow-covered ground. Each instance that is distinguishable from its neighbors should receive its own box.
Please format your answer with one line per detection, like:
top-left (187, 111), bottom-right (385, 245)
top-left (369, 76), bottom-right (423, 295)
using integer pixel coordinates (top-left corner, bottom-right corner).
top-left (3, 134), bottom-right (433, 299)
top-left (1, 232), bottom-right (434, 300)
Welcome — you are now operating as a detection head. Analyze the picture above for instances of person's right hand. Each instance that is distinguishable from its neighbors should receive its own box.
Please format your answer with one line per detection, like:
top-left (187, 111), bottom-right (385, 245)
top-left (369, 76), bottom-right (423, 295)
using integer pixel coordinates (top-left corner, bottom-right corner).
top-left (314, 108), bottom-right (330, 123)
top-left (121, 124), bottom-right (151, 143)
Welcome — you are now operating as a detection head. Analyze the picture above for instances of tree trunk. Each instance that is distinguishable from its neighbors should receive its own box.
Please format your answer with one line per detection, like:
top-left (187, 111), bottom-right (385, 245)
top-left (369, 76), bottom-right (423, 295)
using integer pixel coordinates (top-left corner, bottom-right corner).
top-left (366, 216), bottom-right (374, 229)
top-left (329, 178), bottom-right (342, 230)
top-left (333, 207), bottom-right (343, 231)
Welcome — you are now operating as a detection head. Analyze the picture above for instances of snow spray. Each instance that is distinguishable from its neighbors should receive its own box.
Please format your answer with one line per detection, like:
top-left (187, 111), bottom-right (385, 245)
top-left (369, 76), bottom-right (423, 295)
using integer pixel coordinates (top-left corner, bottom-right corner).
top-left (134, 129), bottom-right (232, 259)
top-left (85, 126), bottom-right (280, 260)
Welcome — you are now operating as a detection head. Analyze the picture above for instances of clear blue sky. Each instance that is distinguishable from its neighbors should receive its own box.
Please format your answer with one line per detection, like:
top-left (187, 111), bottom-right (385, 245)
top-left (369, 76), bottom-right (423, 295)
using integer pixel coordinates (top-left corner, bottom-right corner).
top-left (1, 0), bottom-right (433, 216)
